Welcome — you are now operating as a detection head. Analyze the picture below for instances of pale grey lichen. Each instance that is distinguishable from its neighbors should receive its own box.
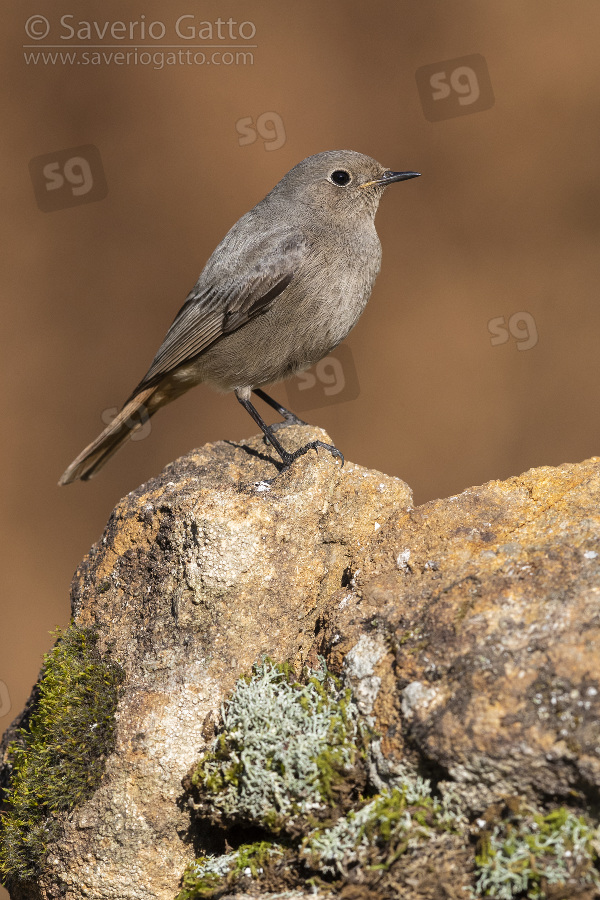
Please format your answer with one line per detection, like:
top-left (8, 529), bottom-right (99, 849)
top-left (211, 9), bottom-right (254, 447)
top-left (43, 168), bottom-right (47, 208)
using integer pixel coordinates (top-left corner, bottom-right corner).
top-left (302, 771), bottom-right (467, 876)
top-left (190, 659), bottom-right (362, 830)
top-left (475, 806), bottom-right (600, 898)
top-left (178, 841), bottom-right (281, 899)
top-left (343, 633), bottom-right (387, 717)
top-left (188, 852), bottom-right (236, 881)
top-left (183, 659), bottom-right (600, 899)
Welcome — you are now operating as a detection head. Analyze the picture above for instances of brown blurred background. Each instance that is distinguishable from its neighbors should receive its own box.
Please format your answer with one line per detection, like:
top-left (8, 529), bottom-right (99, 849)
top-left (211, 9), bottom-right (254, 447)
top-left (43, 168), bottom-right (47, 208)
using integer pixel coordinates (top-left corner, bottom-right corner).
top-left (2, 2), bottom-right (600, 884)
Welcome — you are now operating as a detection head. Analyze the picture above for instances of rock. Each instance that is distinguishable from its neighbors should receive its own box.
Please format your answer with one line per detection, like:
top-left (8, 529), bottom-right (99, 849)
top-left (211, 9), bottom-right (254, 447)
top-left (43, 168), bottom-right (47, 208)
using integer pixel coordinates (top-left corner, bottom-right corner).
top-left (316, 456), bottom-right (600, 813)
top-left (2, 433), bottom-right (600, 900)
top-left (1, 428), bottom-right (410, 900)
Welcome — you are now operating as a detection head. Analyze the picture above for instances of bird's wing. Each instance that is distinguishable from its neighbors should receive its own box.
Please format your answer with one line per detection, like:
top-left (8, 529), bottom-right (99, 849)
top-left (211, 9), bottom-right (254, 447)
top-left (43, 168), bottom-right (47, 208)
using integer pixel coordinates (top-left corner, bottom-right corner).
top-left (136, 233), bottom-right (306, 391)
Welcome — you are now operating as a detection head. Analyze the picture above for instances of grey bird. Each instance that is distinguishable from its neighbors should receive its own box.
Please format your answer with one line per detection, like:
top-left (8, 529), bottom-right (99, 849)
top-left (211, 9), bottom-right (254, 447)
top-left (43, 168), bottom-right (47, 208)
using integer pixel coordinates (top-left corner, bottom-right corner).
top-left (59, 150), bottom-right (419, 485)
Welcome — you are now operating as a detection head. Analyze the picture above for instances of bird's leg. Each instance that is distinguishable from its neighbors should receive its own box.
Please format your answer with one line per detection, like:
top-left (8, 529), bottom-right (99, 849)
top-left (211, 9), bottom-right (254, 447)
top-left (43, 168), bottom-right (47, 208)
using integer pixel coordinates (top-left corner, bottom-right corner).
top-left (235, 390), bottom-right (344, 477)
top-left (252, 387), bottom-right (308, 432)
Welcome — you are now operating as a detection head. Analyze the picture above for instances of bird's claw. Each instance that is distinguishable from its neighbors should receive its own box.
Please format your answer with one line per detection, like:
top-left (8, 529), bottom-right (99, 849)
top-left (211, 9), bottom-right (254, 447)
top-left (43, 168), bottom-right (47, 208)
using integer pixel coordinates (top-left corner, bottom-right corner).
top-left (259, 439), bottom-right (344, 485)
top-left (276, 439), bottom-right (344, 473)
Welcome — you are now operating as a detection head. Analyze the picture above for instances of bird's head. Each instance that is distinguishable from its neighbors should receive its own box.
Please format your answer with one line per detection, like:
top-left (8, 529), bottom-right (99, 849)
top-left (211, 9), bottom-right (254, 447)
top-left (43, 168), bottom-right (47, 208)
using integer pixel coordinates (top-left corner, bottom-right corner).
top-left (266, 149), bottom-right (420, 222)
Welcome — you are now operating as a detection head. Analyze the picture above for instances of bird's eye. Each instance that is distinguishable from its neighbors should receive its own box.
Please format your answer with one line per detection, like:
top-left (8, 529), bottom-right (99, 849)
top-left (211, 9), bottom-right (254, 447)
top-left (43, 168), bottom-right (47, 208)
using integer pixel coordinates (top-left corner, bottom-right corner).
top-left (329, 169), bottom-right (351, 186)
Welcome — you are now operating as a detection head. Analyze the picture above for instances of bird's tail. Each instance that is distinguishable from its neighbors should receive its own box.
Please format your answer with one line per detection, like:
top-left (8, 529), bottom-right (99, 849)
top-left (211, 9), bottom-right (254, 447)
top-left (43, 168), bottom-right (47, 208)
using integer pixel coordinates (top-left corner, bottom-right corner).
top-left (59, 386), bottom-right (158, 485)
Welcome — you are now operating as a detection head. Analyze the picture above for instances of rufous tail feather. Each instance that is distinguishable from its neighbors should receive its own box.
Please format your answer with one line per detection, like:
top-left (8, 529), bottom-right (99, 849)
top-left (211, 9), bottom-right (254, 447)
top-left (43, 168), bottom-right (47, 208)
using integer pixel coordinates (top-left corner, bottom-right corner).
top-left (59, 386), bottom-right (158, 485)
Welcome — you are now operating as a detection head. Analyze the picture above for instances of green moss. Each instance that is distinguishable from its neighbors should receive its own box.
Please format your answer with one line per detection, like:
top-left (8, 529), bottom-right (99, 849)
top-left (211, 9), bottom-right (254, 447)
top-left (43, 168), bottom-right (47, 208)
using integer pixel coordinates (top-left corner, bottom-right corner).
top-left (177, 841), bottom-right (280, 900)
top-left (189, 658), bottom-right (364, 832)
top-left (232, 841), bottom-right (276, 877)
top-left (475, 804), bottom-right (600, 898)
top-left (302, 778), bottom-right (466, 876)
top-left (0, 625), bottom-right (124, 882)
top-left (182, 656), bottom-right (600, 898)
top-left (177, 856), bottom-right (232, 899)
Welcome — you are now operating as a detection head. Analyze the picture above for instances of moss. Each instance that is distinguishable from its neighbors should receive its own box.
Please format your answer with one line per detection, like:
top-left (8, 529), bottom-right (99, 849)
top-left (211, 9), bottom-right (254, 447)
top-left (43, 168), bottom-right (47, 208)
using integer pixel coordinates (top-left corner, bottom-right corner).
top-left (177, 841), bottom-right (283, 900)
top-left (232, 840), bottom-right (275, 877)
top-left (182, 653), bottom-right (471, 896)
top-left (177, 854), bottom-right (233, 899)
top-left (0, 625), bottom-right (124, 882)
top-left (180, 777), bottom-right (468, 897)
top-left (181, 656), bottom-right (600, 899)
top-left (189, 658), bottom-right (365, 833)
top-left (301, 778), bottom-right (467, 877)
top-left (475, 803), bottom-right (600, 898)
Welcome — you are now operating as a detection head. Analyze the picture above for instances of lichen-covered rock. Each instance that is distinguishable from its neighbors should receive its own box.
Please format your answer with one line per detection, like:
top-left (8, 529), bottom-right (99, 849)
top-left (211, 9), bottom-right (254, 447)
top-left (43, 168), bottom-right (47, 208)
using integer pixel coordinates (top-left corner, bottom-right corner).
top-left (179, 660), bottom-right (476, 900)
top-left (185, 660), bottom-right (367, 835)
top-left (474, 801), bottom-right (600, 898)
top-left (2, 435), bottom-right (600, 900)
top-left (0, 427), bottom-right (411, 900)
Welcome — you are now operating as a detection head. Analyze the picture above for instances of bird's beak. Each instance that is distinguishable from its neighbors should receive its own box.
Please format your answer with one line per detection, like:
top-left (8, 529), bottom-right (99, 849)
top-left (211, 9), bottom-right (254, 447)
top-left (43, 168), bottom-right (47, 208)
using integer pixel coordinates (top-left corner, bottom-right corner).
top-left (360, 171), bottom-right (421, 189)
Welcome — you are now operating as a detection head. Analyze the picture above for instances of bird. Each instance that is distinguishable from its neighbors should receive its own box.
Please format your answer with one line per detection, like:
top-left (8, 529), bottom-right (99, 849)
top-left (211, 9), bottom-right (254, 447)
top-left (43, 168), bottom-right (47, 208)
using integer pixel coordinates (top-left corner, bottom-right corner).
top-left (59, 150), bottom-right (420, 485)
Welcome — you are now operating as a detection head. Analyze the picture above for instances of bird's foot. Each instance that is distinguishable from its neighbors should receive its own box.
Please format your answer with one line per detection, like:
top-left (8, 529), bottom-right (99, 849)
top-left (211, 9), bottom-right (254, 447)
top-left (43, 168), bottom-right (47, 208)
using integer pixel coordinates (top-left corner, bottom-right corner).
top-left (262, 440), bottom-right (344, 483)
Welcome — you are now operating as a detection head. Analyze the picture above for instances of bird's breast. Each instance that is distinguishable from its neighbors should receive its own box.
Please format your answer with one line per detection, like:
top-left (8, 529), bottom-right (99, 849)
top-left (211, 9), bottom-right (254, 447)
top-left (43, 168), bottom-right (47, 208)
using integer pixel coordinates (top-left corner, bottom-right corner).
top-left (193, 224), bottom-right (382, 392)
